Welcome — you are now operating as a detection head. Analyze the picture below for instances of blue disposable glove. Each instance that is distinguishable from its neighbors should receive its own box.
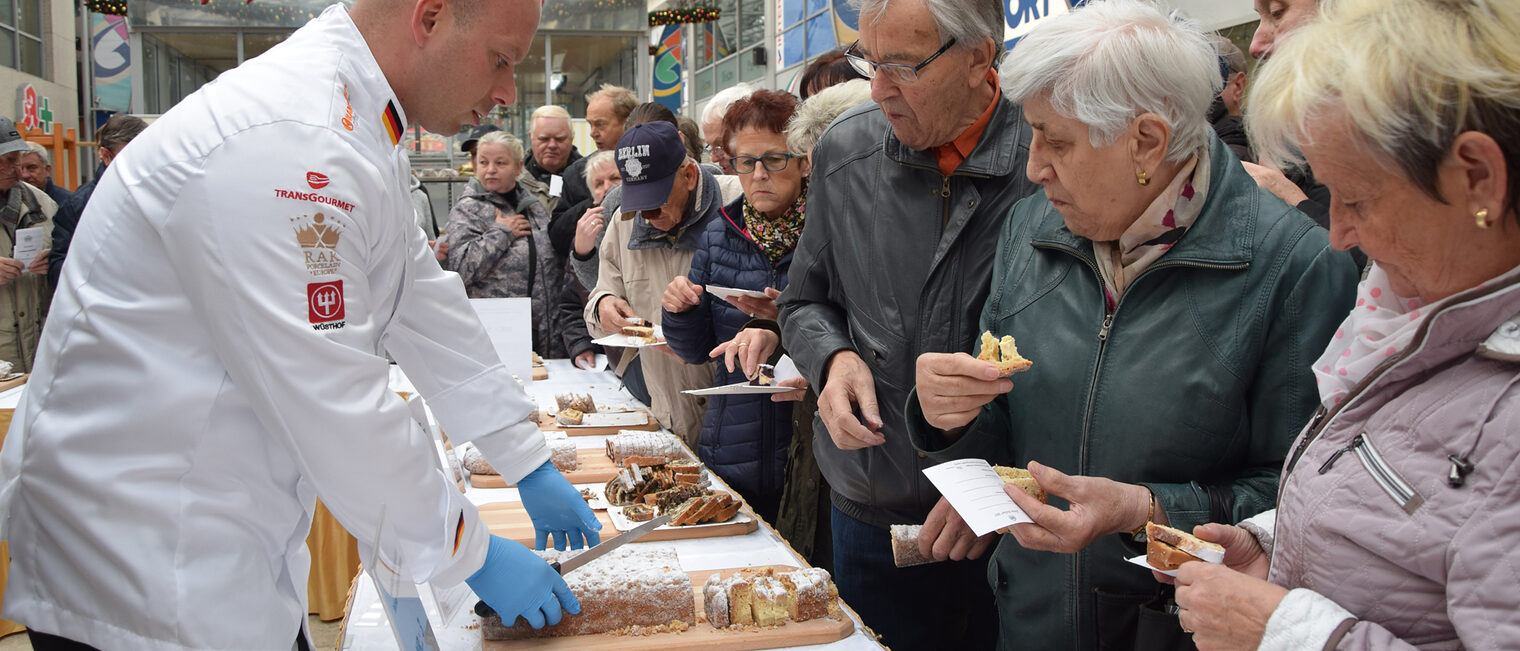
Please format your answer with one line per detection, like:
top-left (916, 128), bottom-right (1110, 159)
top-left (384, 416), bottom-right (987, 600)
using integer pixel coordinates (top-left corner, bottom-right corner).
top-left (516, 459), bottom-right (603, 550)
top-left (466, 535), bottom-right (579, 629)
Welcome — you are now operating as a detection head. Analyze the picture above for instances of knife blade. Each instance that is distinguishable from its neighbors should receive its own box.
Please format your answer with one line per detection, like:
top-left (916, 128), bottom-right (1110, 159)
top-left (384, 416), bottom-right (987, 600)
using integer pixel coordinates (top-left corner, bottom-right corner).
top-left (473, 513), bottom-right (673, 619)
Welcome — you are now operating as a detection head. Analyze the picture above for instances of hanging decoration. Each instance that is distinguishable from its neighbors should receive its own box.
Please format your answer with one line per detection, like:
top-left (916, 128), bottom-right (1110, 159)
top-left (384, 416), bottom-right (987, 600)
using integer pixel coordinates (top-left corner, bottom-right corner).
top-left (649, 6), bottom-right (719, 26)
top-left (85, 0), bottom-right (129, 15)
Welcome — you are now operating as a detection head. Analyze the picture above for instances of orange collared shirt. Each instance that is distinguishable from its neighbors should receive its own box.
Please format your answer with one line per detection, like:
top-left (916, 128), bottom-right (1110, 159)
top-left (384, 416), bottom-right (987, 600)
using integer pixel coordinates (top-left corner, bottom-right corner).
top-left (932, 69), bottom-right (1002, 176)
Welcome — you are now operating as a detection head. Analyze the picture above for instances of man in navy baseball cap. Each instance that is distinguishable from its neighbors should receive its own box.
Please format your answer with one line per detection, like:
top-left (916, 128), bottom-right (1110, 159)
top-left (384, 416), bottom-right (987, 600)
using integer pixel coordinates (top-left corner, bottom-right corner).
top-left (614, 121), bottom-right (696, 230)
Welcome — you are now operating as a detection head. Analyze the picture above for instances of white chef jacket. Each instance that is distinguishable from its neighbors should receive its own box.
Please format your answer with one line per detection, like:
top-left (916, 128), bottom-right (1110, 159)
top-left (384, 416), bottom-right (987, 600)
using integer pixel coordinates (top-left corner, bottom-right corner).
top-left (0, 6), bottom-right (549, 649)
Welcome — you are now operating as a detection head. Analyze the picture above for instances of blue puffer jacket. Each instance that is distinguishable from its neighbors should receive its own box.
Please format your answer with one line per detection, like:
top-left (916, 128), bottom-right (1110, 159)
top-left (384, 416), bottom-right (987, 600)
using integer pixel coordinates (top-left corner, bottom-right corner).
top-left (662, 196), bottom-right (795, 522)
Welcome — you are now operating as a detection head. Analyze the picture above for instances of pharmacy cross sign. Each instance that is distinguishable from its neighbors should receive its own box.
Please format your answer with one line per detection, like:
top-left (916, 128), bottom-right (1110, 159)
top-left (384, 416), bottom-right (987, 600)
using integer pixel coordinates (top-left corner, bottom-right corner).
top-left (18, 84), bottom-right (54, 135)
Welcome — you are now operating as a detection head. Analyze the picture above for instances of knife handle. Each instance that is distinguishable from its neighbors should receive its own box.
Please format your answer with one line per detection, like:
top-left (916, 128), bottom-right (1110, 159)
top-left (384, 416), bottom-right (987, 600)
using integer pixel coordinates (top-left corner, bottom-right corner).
top-left (551, 560), bottom-right (562, 573)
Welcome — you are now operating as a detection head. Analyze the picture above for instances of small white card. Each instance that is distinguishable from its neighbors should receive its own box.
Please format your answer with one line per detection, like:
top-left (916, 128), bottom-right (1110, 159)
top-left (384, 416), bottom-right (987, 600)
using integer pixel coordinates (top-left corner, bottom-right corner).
top-left (706, 284), bottom-right (770, 301)
top-left (549, 174), bottom-right (564, 197)
top-left (12, 227), bottom-right (42, 267)
top-left (921, 458), bottom-right (1032, 536)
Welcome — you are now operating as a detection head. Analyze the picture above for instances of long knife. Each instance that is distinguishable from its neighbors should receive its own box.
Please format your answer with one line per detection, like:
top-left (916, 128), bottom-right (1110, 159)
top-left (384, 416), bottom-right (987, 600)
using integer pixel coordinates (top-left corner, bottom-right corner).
top-left (473, 513), bottom-right (673, 618)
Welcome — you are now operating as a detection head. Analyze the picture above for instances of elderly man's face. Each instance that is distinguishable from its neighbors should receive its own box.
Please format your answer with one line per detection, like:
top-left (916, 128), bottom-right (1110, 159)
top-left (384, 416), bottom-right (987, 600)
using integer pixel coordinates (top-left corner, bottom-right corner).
top-left (0, 152), bottom-right (21, 191)
top-left (406, 0), bottom-right (539, 135)
top-left (530, 116), bottom-right (573, 172)
top-left (17, 153), bottom-right (48, 188)
top-left (586, 97), bottom-right (625, 152)
top-left (1250, 0), bottom-right (1318, 60)
top-left (857, 0), bottom-right (989, 150)
top-left (701, 118), bottom-right (733, 174)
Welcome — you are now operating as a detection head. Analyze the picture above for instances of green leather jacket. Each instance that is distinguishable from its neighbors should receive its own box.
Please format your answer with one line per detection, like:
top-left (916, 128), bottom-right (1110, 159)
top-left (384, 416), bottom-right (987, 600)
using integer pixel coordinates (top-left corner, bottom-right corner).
top-left (906, 135), bottom-right (1359, 650)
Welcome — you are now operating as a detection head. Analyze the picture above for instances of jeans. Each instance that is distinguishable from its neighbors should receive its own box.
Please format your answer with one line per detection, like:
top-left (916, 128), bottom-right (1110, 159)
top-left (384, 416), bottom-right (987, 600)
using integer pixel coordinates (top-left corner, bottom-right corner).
top-left (832, 505), bottom-right (998, 650)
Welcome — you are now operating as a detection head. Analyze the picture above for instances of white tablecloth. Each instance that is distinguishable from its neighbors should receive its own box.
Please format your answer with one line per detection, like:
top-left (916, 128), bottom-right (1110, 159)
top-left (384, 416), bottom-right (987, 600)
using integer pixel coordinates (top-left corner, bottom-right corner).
top-left (341, 359), bottom-right (885, 650)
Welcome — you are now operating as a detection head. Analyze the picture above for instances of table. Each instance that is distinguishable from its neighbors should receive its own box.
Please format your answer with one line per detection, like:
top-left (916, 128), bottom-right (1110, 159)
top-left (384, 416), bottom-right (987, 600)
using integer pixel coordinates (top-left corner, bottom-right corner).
top-left (339, 359), bottom-right (886, 650)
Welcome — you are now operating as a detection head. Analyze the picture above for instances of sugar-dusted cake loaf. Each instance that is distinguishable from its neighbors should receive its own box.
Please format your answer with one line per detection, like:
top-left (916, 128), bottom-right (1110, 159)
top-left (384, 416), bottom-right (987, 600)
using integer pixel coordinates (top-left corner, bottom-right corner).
top-left (703, 567), bottom-right (840, 630)
top-left (544, 431), bottom-right (579, 472)
top-left (606, 431), bottom-right (686, 466)
top-left (459, 444), bottom-right (494, 476)
top-left (890, 524), bottom-right (935, 568)
top-left (482, 545), bottom-right (695, 640)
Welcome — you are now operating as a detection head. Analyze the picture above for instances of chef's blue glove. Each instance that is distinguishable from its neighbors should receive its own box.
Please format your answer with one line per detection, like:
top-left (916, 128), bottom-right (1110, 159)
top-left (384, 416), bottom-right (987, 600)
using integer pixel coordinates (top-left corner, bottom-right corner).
top-left (516, 459), bottom-right (603, 550)
top-left (466, 535), bottom-right (579, 628)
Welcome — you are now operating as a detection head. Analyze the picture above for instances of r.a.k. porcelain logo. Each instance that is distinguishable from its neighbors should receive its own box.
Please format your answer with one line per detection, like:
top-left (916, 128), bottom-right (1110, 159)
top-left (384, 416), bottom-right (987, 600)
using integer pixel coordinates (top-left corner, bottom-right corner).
top-left (291, 212), bottom-right (343, 276)
top-left (306, 171), bottom-right (330, 189)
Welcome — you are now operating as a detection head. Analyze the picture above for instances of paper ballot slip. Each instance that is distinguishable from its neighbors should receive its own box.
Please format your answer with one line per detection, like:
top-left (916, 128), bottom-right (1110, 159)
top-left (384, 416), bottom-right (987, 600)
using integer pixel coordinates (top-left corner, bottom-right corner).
top-left (11, 227), bottom-right (42, 268)
top-left (921, 459), bottom-right (1033, 536)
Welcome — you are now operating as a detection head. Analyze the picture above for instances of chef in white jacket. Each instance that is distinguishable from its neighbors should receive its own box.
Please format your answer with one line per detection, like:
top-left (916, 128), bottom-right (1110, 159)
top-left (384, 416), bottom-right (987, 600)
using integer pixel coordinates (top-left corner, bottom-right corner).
top-left (0, 0), bottom-right (600, 648)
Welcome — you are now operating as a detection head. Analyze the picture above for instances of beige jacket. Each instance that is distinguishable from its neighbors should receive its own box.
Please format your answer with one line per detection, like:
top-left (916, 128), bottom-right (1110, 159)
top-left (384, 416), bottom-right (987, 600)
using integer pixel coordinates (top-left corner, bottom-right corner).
top-left (0, 182), bottom-right (55, 372)
top-left (584, 169), bottom-right (727, 446)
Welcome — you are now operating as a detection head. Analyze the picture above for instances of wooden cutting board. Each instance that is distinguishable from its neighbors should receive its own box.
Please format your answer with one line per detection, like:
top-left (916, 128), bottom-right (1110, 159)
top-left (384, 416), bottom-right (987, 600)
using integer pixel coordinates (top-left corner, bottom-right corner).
top-left (469, 449), bottom-right (621, 489)
top-left (481, 565), bottom-right (855, 650)
top-left (477, 501), bottom-right (758, 545)
top-left (539, 409), bottom-right (661, 436)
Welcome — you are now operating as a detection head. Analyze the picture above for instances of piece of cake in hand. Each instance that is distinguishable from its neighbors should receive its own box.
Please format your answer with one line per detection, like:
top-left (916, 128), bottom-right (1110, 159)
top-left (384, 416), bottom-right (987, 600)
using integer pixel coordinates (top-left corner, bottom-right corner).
top-left (621, 325), bottom-right (657, 344)
top-left (977, 331), bottom-right (1034, 376)
top-left (889, 524), bottom-right (936, 568)
top-left (748, 364), bottom-right (775, 386)
top-left (992, 465), bottom-right (1048, 503)
top-left (482, 545), bottom-right (695, 640)
top-left (1145, 522), bottom-right (1225, 570)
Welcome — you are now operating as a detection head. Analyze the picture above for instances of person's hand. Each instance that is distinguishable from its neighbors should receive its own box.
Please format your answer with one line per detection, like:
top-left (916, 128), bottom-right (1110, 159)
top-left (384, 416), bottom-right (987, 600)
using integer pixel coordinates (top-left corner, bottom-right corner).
top-left (709, 328), bottom-right (780, 378)
top-left (514, 460), bottom-right (602, 550)
top-left (727, 287), bottom-right (782, 321)
top-left (1175, 561), bottom-right (1289, 649)
top-left (915, 352), bottom-right (1011, 435)
top-left (465, 535), bottom-right (579, 629)
top-left (573, 350), bottom-right (597, 370)
top-left (662, 276), bottom-right (703, 314)
top-left (430, 240), bottom-right (450, 262)
top-left (495, 209), bottom-right (532, 238)
top-left (575, 206), bottom-right (606, 256)
top-left (1153, 523), bottom-right (1270, 585)
top-left (818, 351), bottom-right (884, 449)
top-left (1241, 161), bottom-right (1309, 206)
top-left (26, 249), bottom-right (48, 275)
top-left (770, 376), bottom-right (808, 402)
top-left (1003, 461), bottom-right (1153, 554)
top-left (919, 496), bottom-right (996, 562)
top-left (596, 296), bottom-right (638, 334)
top-left (0, 258), bottom-right (24, 286)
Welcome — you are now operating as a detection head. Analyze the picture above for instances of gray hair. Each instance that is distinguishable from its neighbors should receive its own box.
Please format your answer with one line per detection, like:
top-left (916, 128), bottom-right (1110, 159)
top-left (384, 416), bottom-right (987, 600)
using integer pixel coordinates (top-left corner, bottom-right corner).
top-left (700, 83), bottom-right (756, 127)
top-left (475, 131), bottom-right (524, 162)
top-left (786, 79), bottom-right (873, 155)
top-left (851, 0), bottom-right (1003, 56)
top-left (23, 141), bottom-right (49, 166)
top-left (582, 149), bottom-right (616, 184)
top-left (1000, 0), bottom-right (1220, 162)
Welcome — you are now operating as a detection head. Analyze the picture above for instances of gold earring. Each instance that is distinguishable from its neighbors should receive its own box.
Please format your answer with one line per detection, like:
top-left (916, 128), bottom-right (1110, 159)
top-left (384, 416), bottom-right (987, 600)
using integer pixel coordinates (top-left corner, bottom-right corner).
top-left (1137, 170), bottom-right (1149, 186)
top-left (1476, 208), bottom-right (1490, 229)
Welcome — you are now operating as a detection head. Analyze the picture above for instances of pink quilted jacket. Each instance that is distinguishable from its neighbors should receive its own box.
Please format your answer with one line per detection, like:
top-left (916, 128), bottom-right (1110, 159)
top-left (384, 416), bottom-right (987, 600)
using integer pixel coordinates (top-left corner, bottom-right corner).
top-left (1271, 270), bottom-right (1520, 649)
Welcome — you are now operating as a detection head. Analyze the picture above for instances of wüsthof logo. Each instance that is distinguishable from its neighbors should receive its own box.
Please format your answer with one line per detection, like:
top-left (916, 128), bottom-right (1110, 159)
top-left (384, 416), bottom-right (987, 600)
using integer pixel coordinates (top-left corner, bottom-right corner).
top-left (308, 280), bottom-right (345, 328)
top-left (307, 171), bottom-right (330, 189)
top-left (292, 212), bottom-right (344, 276)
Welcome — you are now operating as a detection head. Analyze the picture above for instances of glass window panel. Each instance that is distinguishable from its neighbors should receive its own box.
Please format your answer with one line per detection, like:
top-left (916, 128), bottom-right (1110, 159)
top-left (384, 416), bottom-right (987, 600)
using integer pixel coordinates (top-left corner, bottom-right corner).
top-left (740, 46), bottom-right (766, 82)
top-left (714, 0), bottom-right (738, 60)
top-left (242, 32), bottom-right (288, 61)
top-left (549, 33), bottom-right (639, 117)
top-left (805, 14), bottom-right (837, 58)
top-left (16, 0), bottom-right (36, 35)
top-left (806, 0), bottom-right (827, 17)
top-left (150, 32), bottom-right (239, 75)
top-left (739, 0), bottom-right (764, 48)
top-left (781, 0), bottom-right (805, 29)
top-left (0, 0), bottom-right (12, 28)
top-left (17, 34), bottom-right (39, 76)
top-left (780, 26), bottom-right (805, 68)
top-left (697, 23), bottom-right (718, 67)
top-left (716, 57), bottom-right (739, 92)
top-left (696, 67), bottom-right (716, 100)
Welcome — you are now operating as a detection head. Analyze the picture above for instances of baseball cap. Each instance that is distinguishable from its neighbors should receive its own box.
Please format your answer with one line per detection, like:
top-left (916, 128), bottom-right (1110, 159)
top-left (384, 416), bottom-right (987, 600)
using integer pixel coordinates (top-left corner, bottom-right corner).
top-left (615, 122), bottom-right (688, 213)
top-left (460, 123), bottom-right (501, 154)
top-left (0, 117), bottom-right (28, 157)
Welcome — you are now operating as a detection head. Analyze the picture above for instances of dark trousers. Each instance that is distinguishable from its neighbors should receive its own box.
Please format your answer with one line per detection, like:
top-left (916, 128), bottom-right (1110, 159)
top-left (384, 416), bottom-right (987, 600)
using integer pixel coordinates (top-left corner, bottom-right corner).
top-left (622, 355), bottom-right (652, 407)
top-left (832, 505), bottom-right (998, 650)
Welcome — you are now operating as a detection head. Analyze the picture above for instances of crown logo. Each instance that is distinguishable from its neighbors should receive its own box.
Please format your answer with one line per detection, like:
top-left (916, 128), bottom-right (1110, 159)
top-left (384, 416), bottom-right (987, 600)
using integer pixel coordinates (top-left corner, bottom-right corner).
top-left (291, 212), bottom-right (343, 249)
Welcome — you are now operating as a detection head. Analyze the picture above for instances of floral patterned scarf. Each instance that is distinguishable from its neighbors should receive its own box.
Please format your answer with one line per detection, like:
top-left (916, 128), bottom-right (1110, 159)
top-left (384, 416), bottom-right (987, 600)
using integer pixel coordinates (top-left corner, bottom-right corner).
top-left (1093, 146), bottom-right (1211, 310)
top-left (742, 180), bottom-right (808, 265)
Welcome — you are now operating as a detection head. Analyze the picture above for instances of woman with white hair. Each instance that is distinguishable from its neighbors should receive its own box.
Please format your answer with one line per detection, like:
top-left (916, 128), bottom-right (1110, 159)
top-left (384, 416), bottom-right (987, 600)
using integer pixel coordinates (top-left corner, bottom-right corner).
top-left (906, 1), bottom-right (1358, 647)
top-left (1170, 0), bottom-right (1520, 648)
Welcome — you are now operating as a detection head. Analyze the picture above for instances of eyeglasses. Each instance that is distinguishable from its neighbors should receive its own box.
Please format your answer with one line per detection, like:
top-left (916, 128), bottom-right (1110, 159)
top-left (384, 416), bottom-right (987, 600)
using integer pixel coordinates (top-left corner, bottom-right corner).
top-left (844, 38), bottom-right (957, 86)
top-left (730, 153), bottom-right (799, 174)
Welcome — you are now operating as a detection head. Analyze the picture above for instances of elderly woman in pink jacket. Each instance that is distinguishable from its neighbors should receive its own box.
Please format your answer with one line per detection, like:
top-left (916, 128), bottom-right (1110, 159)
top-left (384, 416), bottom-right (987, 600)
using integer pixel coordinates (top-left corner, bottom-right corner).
top-left (1164, 1), bottom-right (1520, 649)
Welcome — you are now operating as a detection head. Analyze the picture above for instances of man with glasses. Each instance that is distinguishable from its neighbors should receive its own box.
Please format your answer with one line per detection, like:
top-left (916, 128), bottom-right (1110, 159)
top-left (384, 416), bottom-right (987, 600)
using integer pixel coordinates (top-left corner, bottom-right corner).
top-left (777, 0), bottom-right (1039, 646)
top-left (699, 83), bottom-right (755, 175)
top-left (584, 121), bottom-right (717, 446)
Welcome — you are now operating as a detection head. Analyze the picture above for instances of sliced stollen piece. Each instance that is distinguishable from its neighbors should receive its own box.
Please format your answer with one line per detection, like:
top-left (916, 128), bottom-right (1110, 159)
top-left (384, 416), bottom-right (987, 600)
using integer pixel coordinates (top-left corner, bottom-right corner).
top-left (889, 524), bottom-right (936, 568)
top-left (1145, 521), bottom-right (1225, 569)
top-left (976, 331), bottom-right (1034, 377)
top-left (992, 465), bottom-right (1048, 503)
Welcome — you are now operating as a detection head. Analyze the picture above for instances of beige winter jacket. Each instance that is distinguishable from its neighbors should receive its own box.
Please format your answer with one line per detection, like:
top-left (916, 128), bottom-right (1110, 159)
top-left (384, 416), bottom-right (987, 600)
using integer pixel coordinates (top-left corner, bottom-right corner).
top-left (0, 182), bottom-right (55, 372)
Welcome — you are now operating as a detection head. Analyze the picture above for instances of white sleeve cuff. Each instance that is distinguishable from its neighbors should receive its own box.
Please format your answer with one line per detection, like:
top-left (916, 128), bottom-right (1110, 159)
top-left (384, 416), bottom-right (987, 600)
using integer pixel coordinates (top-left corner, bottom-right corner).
top-left (1259, 588), bottom-right (1355, 651)
top-left (472, 419), bottom-right (551, 485)
top-left (1239, 508), bottom-right (1277, 558)
top-left (421, 494), bottom-right (491, 587)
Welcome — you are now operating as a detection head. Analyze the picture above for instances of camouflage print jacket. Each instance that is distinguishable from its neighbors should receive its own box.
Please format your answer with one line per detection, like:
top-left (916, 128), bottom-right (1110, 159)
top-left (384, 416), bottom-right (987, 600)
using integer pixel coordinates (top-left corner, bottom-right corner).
top-left (440, 184), bottom-right (568, 357)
